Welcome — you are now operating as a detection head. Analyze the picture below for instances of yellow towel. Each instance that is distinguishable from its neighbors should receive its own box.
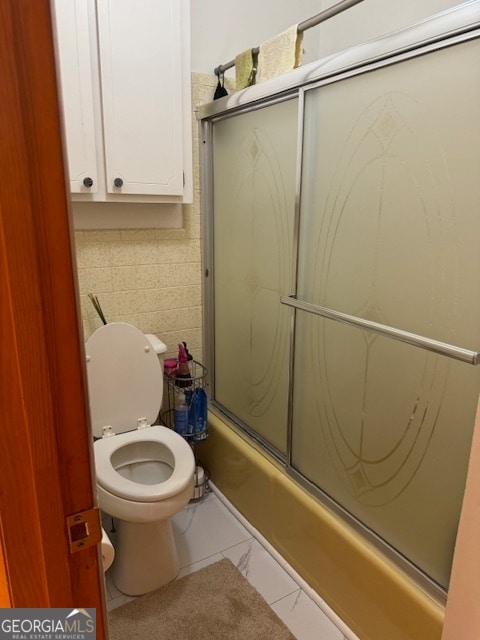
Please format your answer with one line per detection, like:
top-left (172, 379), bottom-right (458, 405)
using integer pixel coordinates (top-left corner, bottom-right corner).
top-left (235, 49), bottom-right (257, 90)
top-left (257, 24), bottom-right (303, 83)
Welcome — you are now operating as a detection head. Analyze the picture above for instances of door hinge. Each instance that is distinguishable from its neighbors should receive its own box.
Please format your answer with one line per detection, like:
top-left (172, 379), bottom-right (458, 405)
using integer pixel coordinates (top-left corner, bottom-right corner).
top-left (66, 507), bottom-right (101, 554)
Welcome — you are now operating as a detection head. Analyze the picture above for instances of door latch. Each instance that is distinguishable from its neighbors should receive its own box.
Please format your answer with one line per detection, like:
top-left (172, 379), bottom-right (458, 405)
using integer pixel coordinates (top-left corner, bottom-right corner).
top-left (66, 507), bottom-right (101, 553)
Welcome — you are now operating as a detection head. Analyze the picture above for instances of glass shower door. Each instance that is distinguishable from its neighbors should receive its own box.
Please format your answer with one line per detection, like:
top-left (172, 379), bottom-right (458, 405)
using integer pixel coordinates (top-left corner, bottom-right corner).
top-left (212, 98), bottom-right (298, 455)
top-left (289, 38), bottom-right (480, 589)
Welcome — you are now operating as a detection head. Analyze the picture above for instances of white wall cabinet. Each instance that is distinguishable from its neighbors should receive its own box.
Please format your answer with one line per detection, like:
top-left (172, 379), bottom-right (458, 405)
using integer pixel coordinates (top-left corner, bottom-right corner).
top-left (54, 0), bottom-right (99, 194)
top-left (53, 0), bottom-right (192, 203)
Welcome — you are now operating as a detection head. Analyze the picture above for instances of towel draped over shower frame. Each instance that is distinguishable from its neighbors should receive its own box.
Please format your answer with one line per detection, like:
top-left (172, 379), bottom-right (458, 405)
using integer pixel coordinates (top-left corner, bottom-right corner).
top-left (213, 0), bottom-right (365, 77)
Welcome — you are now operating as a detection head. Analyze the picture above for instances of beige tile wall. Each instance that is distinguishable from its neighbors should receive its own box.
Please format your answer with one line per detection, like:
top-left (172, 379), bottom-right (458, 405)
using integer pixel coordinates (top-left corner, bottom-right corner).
top-left (73, 73), bottom-right (221, 362)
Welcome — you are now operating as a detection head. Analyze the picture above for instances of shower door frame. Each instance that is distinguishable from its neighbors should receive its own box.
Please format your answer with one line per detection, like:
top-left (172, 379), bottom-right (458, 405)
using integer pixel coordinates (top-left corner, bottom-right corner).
top-left (200, 1), bottom-right (480, 605)
top-left (200, 90), bottom-right (300, 461)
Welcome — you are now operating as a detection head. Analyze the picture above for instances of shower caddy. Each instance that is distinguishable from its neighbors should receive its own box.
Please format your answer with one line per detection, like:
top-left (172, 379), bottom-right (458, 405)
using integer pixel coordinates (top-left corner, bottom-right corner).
top-left (160, 359), bottom-right (209, 499)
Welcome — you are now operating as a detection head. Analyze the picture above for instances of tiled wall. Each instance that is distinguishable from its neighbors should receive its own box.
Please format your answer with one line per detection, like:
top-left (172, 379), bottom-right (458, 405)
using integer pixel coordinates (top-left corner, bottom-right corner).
top-left (73, 73), bottom-right (220, 361)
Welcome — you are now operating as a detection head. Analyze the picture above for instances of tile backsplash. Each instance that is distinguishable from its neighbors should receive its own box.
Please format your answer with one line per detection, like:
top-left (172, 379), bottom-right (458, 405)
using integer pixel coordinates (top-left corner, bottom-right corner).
top-left (74, 225), bottom-right (202, 359)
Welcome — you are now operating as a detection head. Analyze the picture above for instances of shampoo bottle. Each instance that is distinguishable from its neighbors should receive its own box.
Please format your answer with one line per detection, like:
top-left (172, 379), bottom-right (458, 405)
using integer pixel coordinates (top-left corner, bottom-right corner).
top-left (174, 390), bottom-right (189, 436)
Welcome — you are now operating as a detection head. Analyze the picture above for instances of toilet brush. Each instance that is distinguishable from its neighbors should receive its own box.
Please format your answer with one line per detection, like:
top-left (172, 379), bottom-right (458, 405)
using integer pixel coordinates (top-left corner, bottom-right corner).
top-left (88, 292), bottom-right (107, 325)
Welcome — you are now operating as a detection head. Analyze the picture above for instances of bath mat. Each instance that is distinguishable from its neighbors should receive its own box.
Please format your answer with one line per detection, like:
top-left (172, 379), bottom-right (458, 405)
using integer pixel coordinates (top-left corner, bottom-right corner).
top-left (108, 558), bottom-right (296, 640)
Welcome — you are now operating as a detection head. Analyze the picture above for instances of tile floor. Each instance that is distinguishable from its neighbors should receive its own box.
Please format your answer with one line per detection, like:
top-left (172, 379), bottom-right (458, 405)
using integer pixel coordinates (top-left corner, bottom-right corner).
top-left (104, 484), bottom-right (357, 640)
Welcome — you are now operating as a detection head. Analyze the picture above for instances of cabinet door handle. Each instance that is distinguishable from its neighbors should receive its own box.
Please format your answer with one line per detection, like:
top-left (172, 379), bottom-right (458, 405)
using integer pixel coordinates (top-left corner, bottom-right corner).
top-left (83, 177), bottom-right (94, 188)
top-left (113, 177), bottom-right (124, 188)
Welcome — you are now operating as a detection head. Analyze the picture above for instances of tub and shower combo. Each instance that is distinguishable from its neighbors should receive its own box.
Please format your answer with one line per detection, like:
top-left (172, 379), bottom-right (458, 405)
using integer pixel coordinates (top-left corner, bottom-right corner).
top-left (198, 3), bottom-right (480, 639)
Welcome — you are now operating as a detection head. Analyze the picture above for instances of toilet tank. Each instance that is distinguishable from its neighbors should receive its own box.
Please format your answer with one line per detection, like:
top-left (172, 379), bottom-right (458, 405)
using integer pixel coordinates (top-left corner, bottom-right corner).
top-left (145, 334), bottom-right (168, 415)
top-left (144, 333), bottom-right (168, 358)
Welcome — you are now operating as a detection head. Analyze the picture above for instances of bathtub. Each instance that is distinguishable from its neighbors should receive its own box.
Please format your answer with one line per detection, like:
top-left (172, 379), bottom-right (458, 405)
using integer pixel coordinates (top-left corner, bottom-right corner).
top-left (200, 411), bottom-right (444, 640)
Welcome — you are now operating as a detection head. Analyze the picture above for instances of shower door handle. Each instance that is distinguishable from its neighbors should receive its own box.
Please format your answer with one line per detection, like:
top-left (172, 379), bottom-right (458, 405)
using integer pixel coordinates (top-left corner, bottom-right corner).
top-left (280, 295), bottom-right (480, 366)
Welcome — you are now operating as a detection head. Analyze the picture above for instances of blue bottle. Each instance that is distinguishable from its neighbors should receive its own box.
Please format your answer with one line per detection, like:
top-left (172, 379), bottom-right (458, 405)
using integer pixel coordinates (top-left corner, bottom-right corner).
top-left (193, 388), bottom-right (208, 441)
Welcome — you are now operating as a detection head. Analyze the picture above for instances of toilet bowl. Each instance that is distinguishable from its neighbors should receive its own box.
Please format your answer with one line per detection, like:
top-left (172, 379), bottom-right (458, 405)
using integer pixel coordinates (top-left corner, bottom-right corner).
top-left (86, 322), bottom-right (195, 596)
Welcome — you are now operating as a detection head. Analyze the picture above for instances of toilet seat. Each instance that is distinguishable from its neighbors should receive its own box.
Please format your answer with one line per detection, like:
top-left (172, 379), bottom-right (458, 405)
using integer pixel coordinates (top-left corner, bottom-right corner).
top-left (94, 425), bottom-right (194, 502)
top-left (87, 323), bottom-right (194, 504)
top-left (86, 322), bottom-right (163, 438)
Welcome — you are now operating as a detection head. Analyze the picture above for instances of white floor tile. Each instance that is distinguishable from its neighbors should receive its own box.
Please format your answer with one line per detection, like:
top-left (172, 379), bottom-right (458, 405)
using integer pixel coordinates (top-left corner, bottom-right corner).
top-left (172, 491), bottom-right (252, 567)
top-left (104, 488), bottom-right (353, 640)
top-left (271, 590), bottom-right (345, 640)
top-left (105, 572), bottom-right (135, 612)
top-left (221, 538), bottom-right (299, 605)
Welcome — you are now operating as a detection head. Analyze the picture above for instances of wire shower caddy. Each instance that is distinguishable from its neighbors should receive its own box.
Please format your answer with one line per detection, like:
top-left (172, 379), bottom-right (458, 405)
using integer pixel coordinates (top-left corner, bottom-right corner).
top-left (160, 360), bottom-right (208, 442)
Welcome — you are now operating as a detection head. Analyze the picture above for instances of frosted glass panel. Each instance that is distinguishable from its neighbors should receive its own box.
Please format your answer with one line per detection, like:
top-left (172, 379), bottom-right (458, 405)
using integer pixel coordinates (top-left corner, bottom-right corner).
top-left (213, 99), bottom-right (298, 454)
top-left (292, 39), bottom-right (480, 588)
top-left (298, 39), bottom-right (480, 351)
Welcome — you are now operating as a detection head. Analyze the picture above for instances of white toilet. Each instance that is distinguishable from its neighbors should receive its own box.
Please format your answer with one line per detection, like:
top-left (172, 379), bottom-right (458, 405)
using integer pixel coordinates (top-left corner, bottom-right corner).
top-left (85, 322), bottom-right (195, 596)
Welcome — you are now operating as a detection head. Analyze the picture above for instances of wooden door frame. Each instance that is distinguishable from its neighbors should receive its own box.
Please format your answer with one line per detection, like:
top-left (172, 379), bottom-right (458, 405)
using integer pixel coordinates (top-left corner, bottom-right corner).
top-left (0, 0), bottom-right (107, 635)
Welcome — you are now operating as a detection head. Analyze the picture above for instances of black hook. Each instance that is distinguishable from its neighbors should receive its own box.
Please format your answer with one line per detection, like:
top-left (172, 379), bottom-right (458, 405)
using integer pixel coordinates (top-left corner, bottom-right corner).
top-left (213, 68), bottom-right (228, 100)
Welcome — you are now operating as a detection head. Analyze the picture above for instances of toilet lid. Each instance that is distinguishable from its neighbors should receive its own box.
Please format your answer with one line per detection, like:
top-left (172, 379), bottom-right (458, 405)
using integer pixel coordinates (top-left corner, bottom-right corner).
top-left (86, 323), bottom-right (163, 438)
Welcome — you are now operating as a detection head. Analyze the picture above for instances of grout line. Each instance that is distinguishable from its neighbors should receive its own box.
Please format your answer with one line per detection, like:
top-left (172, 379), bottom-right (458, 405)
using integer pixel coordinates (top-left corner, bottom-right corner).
top-left (269, 587), bottom-right (303, 607)
top-left (209, 482), bottom-right (361, 640)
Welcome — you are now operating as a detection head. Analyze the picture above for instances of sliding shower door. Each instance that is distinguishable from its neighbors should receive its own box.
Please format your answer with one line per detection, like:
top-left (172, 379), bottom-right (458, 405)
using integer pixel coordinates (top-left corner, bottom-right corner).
top-left (212, 98), bottom-right (298, 455)
top-left (290, 38), bottom-right (480, 589)
top-left (204, 12), bottom-right (480, 593)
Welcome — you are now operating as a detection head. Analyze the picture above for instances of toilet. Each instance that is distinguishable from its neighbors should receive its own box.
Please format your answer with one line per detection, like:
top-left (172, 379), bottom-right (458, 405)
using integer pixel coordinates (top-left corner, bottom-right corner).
top-left (85, 322), bottom-right (195, 596)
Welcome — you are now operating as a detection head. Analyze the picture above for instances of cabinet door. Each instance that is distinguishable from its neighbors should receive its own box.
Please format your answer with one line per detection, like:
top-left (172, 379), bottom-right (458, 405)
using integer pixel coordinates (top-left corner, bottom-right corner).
top-left (97, 0), bottom-right (184, 196)
top-left (53, 0), bottom-right (98, 193)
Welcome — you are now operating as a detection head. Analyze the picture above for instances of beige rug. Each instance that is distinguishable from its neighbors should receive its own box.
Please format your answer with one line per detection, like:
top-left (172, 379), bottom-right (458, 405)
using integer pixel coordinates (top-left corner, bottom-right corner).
top-left (109, 558), bottom-right (296, 640)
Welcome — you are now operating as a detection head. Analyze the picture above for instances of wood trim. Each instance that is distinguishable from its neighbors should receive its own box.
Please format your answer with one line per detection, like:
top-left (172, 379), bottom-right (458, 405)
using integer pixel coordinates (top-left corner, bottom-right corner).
top-left (0, 0), bottom-right (106, 634)
top-left (0, 211), bottom-right (65, 603)
top-left (0, 516), bottom-right (12, 607)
